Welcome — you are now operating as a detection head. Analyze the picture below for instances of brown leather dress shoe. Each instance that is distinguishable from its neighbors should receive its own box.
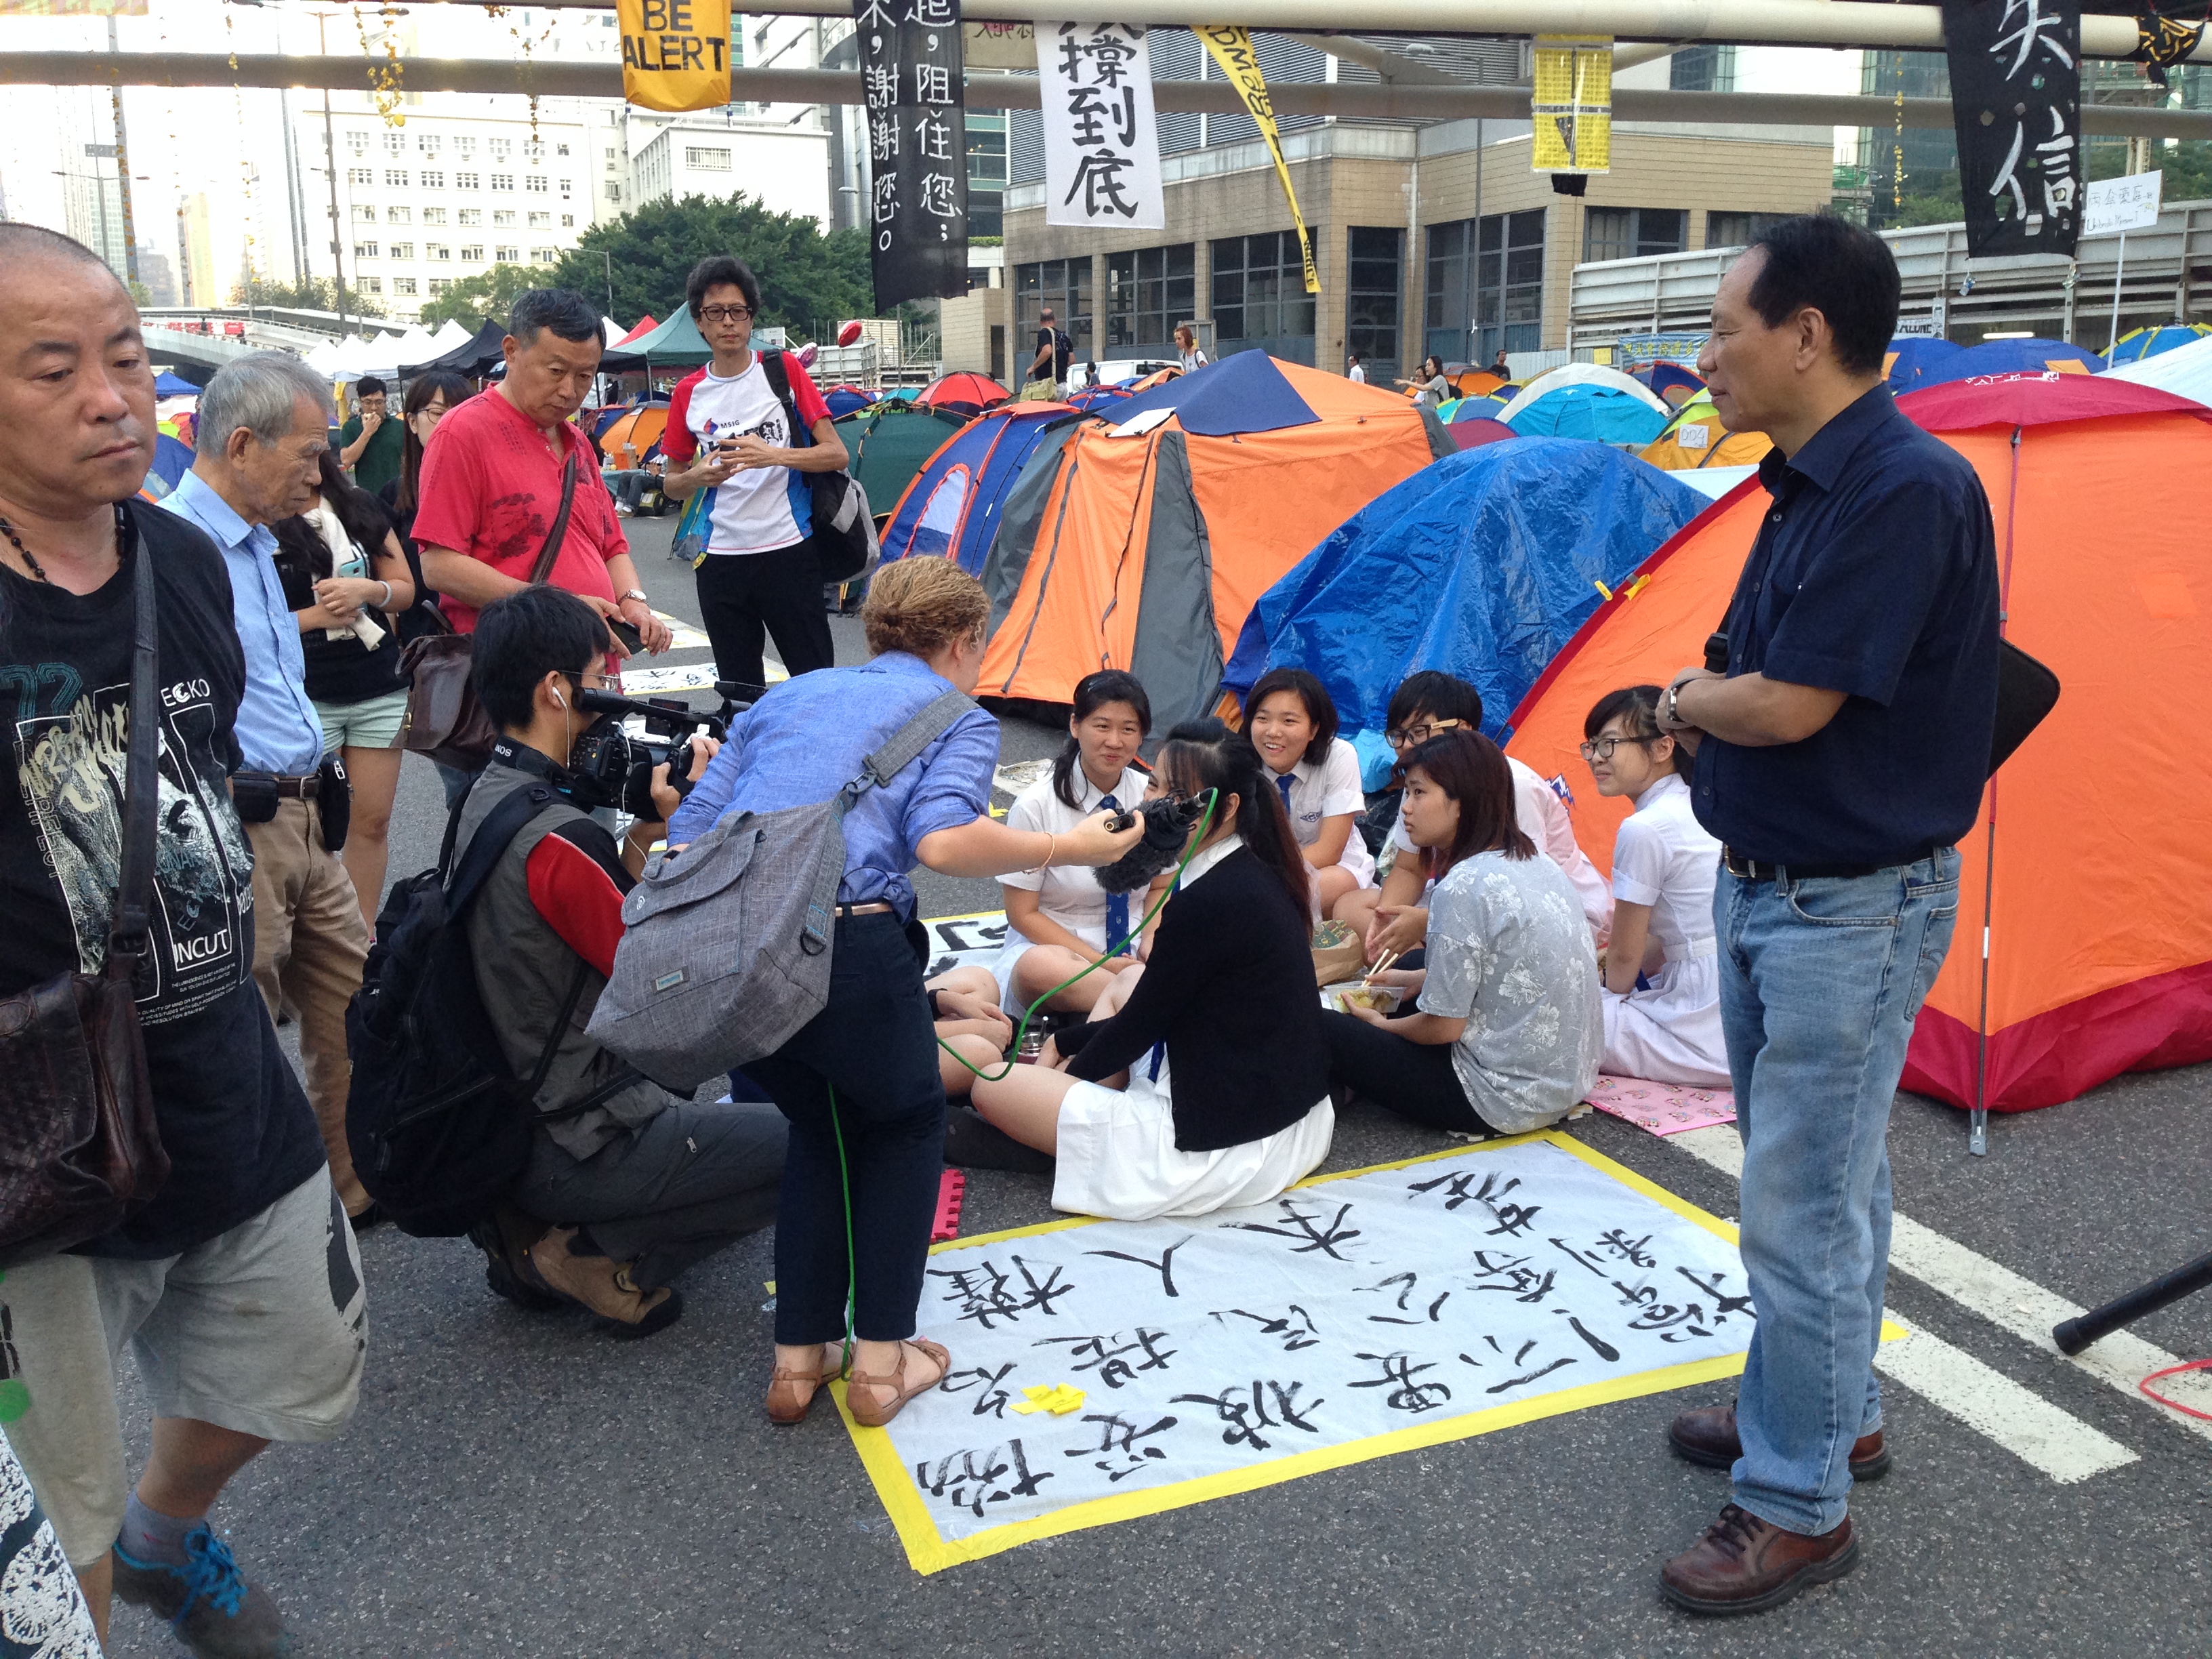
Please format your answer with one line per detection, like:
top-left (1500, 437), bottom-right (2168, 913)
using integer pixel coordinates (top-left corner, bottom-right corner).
top-left (1668, 1403), bottom-right (1891, 1482)
top-left (1660, 1502), bottom-right (1860, 1615)
top-left (527, 1227), bottom-right (684, 1339)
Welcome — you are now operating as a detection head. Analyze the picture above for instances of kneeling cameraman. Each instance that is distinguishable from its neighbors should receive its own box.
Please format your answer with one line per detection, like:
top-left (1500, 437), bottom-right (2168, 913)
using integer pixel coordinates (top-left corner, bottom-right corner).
top-left (460, 586), bottom-right (785, 1336)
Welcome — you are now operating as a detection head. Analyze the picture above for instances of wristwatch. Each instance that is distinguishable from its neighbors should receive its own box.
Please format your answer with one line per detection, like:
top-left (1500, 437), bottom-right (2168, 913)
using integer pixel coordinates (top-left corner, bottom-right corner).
top-left (1665, 682), bottom-right (1686, 727)
top-left (618, 589), bottom-right (650, 607)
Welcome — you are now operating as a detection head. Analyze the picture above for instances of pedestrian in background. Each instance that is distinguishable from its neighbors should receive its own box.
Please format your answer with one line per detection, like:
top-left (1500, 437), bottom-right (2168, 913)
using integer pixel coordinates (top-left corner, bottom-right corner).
top-left (659, 254), bottom-right (846, 696)
top-left (1175, 324), bottom-right (1209, 374)
top-left (0, 224), bottom-right (362, 1659)
top-left (336, 373), bottom-right (402, 495)
top-left (163, 352), bottom-right (380, 1228)
top-left (1346, 352), bottom-right (1366, 384)
top-left (376, 366), bottom-right (472, 644)
top-left (1654, 213), bottom-right (1999, 1616)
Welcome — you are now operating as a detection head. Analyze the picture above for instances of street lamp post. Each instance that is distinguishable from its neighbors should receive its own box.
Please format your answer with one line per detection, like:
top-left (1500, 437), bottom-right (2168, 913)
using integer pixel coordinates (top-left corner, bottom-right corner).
top-left (308, 9), bottom-right (349, 333)
top-left (600, 249), bottom-right (616, 320)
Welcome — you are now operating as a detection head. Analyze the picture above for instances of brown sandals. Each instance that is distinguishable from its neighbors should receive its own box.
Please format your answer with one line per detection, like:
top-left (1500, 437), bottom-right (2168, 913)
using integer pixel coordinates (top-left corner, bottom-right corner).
top-left (845, 1338), bottom-right (951, 1429)
top-left (765, 1345), bottom-right (851, 1426)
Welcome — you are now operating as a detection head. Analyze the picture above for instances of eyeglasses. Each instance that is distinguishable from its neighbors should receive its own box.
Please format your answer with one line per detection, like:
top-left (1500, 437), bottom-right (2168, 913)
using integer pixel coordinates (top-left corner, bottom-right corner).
top-left (699, 305), bottom-right (754, 323)
top-left (1385, 718), bottom-right (1462, 749)
top-left (1578, 734), bottom-right (1655, 762)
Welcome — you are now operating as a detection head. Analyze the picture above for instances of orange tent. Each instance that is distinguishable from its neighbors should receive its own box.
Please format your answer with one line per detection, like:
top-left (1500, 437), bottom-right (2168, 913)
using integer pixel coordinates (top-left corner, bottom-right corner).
top-left (598, 403), bottom-right (669, 466)
top-left (979, 354), bottom-right (1452, 732)
top-left (1504, 374), bottom-right (2212, 1114)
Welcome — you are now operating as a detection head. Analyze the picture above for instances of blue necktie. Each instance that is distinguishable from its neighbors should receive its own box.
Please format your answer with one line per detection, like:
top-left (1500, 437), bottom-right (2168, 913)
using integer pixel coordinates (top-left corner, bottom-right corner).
top-left (1099, 794), bottom-right (1129, 955)
top-left (1275, 771), bottom-right (1296, 816)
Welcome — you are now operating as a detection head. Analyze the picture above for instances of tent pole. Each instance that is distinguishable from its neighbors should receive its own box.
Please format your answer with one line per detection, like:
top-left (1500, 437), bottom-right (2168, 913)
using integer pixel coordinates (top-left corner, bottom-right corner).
top-left (1971, 422), bottom-right (2024, 1158)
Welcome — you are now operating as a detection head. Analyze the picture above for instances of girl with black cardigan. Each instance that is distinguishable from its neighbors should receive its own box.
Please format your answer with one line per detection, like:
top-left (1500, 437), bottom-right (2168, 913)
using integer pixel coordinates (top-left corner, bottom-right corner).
top-left (960, 718), bottom-right (1335, 1220)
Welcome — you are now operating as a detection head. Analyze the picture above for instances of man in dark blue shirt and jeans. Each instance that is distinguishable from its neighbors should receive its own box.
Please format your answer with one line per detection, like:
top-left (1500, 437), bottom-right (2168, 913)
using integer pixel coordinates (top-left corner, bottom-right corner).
top-left (1654, 215), bottom-right (1999, 1615)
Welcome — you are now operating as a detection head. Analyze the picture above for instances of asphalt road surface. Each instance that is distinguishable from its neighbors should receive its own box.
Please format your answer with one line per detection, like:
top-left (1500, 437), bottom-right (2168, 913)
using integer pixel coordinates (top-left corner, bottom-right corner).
top-left (105, 513), bottom-right (2212, 1656)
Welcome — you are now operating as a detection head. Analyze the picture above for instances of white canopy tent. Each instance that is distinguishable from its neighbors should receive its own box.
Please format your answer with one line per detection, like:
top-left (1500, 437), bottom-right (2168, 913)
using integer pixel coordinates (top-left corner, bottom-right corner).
top-left (1494, 363), bottom-right (1675, 424)
top-left (2103, 333), bottom-right (2212, 405)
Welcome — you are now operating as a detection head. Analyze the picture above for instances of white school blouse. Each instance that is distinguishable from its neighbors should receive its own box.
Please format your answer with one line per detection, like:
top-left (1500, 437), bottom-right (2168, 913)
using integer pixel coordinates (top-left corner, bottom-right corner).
top-left (1268, 736), bottom-right (1375, 887)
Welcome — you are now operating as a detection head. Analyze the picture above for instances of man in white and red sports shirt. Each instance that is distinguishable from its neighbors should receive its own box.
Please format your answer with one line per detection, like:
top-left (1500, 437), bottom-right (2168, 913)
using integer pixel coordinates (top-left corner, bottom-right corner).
top-left (453, 586), bottom-right (787, 1338)
top-left (661, 253), bottom-right (849, 695)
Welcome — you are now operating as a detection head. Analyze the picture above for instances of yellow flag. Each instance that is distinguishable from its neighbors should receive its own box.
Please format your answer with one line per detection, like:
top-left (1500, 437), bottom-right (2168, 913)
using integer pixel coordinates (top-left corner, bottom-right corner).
top-left (1531, 35), bottom-right (1612, 174)
top-left (619, 0), bottom-right (732, 114)
top-left (1196, 26), bottom-right (1319, 295)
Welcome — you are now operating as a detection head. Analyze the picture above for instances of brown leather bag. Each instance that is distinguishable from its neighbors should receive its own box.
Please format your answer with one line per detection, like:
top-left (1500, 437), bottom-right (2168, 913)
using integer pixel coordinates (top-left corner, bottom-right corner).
top-left (0, 521), bottom-right (171, 1264)
top-left (402, 451), bottom-right (579, 770)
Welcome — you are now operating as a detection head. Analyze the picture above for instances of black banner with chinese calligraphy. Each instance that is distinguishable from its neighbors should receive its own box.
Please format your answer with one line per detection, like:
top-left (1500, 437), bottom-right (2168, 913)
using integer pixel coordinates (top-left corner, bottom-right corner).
top-left (853, 0), bottom-right (969, 308)
top-left (1943, 0), bottom-right (2082, 258)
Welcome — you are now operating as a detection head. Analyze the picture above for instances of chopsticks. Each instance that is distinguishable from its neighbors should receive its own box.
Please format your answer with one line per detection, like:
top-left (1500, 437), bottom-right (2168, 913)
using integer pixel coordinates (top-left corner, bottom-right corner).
top-left (1363, 950), bottom-right (1401, 986)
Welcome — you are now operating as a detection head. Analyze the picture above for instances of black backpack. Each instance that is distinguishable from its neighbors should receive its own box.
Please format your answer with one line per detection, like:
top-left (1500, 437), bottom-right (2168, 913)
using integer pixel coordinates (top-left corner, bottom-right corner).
top-left (344, 783), bottom-right (585, 1237)
top-left (760, 349), bottom-right (880, 586)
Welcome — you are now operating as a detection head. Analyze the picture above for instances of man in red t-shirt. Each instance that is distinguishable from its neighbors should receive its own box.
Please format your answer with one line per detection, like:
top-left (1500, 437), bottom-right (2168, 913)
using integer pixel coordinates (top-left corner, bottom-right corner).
top-left (415, 289), bottom-right (673, 658)
top-left (660, 253), bottom-right (848, 695)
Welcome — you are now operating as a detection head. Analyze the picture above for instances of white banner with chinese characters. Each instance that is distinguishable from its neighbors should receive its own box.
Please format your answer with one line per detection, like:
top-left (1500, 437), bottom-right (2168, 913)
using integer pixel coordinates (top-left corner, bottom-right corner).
top-left (1038, 22), bottom-right (1164, 230)
top-left (2084, 169), bottom-right (2163, 237)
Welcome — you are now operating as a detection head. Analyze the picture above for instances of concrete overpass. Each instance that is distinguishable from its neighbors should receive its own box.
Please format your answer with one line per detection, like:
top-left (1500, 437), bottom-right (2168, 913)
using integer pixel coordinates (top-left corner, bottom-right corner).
top-left (138, 312), bottom-right (335, 384)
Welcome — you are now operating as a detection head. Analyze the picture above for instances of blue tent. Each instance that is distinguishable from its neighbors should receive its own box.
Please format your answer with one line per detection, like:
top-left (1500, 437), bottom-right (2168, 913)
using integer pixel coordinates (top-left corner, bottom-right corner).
top-left (879, 401), bottom-right (1079, 573)
top-left (1097, 350), bottom-right (1323, 436)
top-left (1065, 382), bottom-right (1132, 411)
top-left (1502, 384), bottom-right (1672, 447)
top-left (1223, 437), bottom-right (1708, 741)
top-left (823, 385), bottom-right (876, 417)
top-left (139, 433), bottom-right (196, 501)
top-left (153, 371), bottom-right (198, 396)
top-left (2104, 323), bottom-right (2211, 365)
top-left (1885, 335), bottom-right (1964, 395)
top-left (1918, 337), bottom-right (2102, 388)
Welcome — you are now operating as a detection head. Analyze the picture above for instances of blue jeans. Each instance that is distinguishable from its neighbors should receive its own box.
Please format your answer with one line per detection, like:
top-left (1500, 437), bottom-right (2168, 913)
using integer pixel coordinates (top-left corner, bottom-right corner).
top-left (1716, 848), bottom-right (1960, 1535)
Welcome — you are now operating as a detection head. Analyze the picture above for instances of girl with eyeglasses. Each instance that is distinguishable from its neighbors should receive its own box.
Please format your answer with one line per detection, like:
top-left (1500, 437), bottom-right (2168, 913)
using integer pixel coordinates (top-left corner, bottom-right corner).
top-left (1580, 685), bottom-right (1729, 1088)
top-left (660, 253), bottom-right (851, 696)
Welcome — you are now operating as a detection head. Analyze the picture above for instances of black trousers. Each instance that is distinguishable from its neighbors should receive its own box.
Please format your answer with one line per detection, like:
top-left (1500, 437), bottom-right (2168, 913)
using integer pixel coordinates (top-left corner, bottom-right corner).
top-left (1319, 1008), bottom-right (1489, 1134)
top-left (693, 537), bottom-right (836, 695)
top-left (748, 914), bottom-right (947, 1345)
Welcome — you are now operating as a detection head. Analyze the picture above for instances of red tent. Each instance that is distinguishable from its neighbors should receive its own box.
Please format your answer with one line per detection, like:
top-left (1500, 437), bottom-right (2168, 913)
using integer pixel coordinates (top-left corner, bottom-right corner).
top-left (1450, 417), bottom-right (1517, 451)
top-left (916, 371), bottom-right (1010, 419)
top-left (613, 314), bottom-right (659, 348)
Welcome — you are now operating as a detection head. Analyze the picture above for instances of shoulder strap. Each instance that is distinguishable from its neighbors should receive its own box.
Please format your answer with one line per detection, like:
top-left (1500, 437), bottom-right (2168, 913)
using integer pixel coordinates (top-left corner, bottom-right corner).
top-left (106, 505), bottom-right (159, 981)
top-left (759, 350), bottom-right (808, 448)
top-left (843, 689), bottom-right (976, 808)
top-left (528, 453), bottom-right (579, 586)
top-left (445, 782), bottom-right (560, 916)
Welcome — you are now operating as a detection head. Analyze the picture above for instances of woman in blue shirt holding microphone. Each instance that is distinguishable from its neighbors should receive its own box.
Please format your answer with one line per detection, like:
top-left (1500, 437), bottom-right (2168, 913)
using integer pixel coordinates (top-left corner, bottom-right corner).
top-left (668, 558), bottom-right (1137, 1427)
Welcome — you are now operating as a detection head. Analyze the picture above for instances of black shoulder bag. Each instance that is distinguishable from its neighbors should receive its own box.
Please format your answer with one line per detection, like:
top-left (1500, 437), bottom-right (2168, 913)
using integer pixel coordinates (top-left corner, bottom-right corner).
top-left (761, 350), bottom-right (881, 585)
top-left (0, 517), bottom-right (172, 1263)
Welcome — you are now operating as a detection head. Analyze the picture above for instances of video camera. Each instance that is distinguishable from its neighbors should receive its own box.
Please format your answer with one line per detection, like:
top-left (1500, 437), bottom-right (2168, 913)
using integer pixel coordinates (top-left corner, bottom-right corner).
top-left (569, 688), bottom-right (737, 819)
top-left (1096, 794), bottom-right (1210, 895)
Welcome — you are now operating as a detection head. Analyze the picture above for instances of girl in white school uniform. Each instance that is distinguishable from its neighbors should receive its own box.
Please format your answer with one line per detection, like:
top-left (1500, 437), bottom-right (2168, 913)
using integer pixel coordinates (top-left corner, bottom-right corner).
top-left (994, 670), bottom-right (1155, 1015)
top-left (1581, 685), bottom-right (1730, 1088)
top-left (1244, 667), bottom-right (1374, 919)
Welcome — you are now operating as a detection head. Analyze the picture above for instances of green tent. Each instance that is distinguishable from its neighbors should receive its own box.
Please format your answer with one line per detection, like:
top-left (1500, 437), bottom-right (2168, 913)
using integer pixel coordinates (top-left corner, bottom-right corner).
top-left (838, 403), bottom-right (968, 518)
top-left (600, 310), bottom-right (712, 371)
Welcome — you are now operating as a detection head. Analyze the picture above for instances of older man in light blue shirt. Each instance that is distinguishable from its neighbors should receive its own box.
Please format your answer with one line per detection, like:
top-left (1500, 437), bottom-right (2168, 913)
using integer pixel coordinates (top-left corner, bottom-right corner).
top-left (162, 352), bottom-right (375, 1221)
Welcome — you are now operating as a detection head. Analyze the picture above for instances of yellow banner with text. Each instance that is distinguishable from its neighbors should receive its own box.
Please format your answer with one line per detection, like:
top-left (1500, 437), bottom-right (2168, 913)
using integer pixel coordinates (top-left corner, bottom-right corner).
top-left (1196, 26), bottom-right (1319, 295)
top-left (619, 0), bottom-right (732, 113)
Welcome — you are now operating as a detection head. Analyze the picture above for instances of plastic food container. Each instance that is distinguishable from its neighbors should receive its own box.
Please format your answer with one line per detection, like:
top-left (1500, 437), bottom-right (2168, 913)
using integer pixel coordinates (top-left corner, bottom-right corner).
top-left (1323, 981), bottom-right (1404, 1015)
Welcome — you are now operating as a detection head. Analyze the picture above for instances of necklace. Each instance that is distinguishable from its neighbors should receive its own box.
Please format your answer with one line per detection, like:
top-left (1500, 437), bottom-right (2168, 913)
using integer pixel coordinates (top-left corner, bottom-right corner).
top-left (0, 505), bottom-right (126, 586)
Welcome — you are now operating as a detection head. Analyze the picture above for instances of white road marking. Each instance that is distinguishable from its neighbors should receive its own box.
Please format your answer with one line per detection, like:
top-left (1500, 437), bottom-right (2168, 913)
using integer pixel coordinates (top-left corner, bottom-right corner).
top-left (648, 610), bottom-right (713, 651)
top-left (1874, 1326), bottom-right (2139, 1483)
top-left (1663, 1124), bottom-right (2205, 1469)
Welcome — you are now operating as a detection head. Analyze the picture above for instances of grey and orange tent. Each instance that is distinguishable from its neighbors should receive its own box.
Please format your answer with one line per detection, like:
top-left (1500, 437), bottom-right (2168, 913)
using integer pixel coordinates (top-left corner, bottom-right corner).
top-left (978, 354), bottom-right (1453, 733)
top-left (1504, 373), bottom-right (2212, 1118)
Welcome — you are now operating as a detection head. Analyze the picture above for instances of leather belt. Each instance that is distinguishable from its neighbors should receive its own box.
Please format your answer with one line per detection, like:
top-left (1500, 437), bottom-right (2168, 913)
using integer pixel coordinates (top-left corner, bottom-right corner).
top-left (1721, 845), bottom-right (1927, 883)
top-left (834, 901), bottom-right (895, 916)
top-left (239, 771), bottom-right (320, 800)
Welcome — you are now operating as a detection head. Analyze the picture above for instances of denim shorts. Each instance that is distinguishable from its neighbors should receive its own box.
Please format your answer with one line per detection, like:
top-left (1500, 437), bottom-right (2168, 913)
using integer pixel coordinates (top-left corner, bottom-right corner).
top-left (316, 686), bottom-right (411, 753)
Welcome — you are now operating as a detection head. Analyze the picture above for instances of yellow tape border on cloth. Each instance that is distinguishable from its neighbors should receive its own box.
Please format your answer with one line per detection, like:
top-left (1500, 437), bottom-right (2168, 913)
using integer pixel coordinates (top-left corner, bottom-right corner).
top-left (831, 1127), bottom-right (1908, 1574)
top-left (1195, 26), bottom-right (1321, 295)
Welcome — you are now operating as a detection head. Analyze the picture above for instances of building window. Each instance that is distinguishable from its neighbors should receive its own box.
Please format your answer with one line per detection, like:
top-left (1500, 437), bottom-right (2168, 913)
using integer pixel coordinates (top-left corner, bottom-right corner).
top-left (525, 140), bottom-right (545, 163)
top-left (354, 242), bottom-right (379, 260)
top-left (491, 173), bottom-right (515, 192)
top-left (1427, 208), bottom-right (1546, 361)
top-left (558, 179), bottom-right (573, 197)
top-left (607, 184), bottom-right (622, 203)
top-left (497, 244), bottom-right (519, 262)
top-left (389, 241), bottom-right (414, 260)
top-left (1706, 211), bottom-right (1792, 249)
top-left (556, 142), bottom-right (571, 157)
top-left (421, 170), bottom-right (445, 189)
top-left (1105, 243), bottom-right (1195, 350)
top-left (348, 167), bottom-right (374, 187)
top-left (422, 207), bottom-right (447, 225)
top-left (560, 213), bottom-right (575, 228)
top-left (605, 146), bottom-right (617, 162)
top-left (1346, 225), bottom-right (1403, 381)
top-left (416, 132), bottom-right (442, 155)
top-left (394, 276), bottom-right (417, 295)
top-left (383, 131), bottom-right (405, 157)
top-left (460, 244), bottom-right (484, 262)
top-left (1671, 44), bottom-right (1737, 93)
top-left (428, 277), bottom-right (451, 295)
top-left (528, 210), bottom-right (551, 228)
top-left (347, 130), bottom-right (370, 157)
top-left (490, 137), bottom-right (512, 161)
top-left (684, 146), bottom-right (733, 171)
top-left (458, 208), bottom-right (482, 226)
top-left (531, 246), bottom-right (558, 262)
top-left (1582, 207), bottom-right (1685, 263)
top-left (360, 275), bottom-right (382, 293)
top-left (386, 206), bottom-right (411, 224)
top-left (455, 135), bottom-right (478, 157)
top-left (1210, 231), bottom-right (1317, 355)
top-left (455, 171), bottom-right (480, 190)
top-left (1013, 258), bottom-right (1094, 362)
top-left (385, 169), bottom-right (407, 188)
top-left (352, 205), bottom-right (377, 223)
top-left (428, 244), bottom-right (451, 261)
top-left (493, 209), bottom-right (516, 227)
top-left (527, 175), bottom-right (549, 194)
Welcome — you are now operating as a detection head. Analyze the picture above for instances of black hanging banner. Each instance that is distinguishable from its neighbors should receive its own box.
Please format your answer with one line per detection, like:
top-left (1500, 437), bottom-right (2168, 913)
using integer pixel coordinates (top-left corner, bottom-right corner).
top-left (853, 0), bottom-right (970, 308)
top-left (1943, 0), bottom-right (2083, 258)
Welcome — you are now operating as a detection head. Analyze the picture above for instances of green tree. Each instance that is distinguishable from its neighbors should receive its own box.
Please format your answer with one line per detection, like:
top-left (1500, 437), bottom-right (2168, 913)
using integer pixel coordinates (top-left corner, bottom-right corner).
top-left (550, 193), bottom-right (874, 342)
top-left (417, 262), bottom-right (556, 330)
top-left (230, 274), bottom-right (387, 320)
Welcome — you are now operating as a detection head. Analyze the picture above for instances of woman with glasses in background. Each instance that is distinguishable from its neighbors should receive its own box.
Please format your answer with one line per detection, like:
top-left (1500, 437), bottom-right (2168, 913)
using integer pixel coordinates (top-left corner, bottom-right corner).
top-left (659, 254), bottom-right (849, 695)
top-left (377, 367), bottom-right (473, 644)
top-left (1580, 685), bottom-right (1729, 1088)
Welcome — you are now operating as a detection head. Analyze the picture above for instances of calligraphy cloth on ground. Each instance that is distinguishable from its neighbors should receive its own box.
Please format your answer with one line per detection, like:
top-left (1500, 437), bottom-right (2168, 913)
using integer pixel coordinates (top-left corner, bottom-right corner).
top-left (833, 1131), bottom-right (1908, 1572)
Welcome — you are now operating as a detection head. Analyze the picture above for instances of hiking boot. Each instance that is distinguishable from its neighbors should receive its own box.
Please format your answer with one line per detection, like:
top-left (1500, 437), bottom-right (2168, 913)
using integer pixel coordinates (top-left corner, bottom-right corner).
top-left (467, 1207), bottom-right (564, 1312)
top-left (1660, 1503), bottom-right (1859, 1616)
top-left (1668, 1404), bottom-right (1891, 1483)
top-left (112, 1524), bottom-right (291, 1658)
top-left (527, 1226), bottom-right (682, 1338)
